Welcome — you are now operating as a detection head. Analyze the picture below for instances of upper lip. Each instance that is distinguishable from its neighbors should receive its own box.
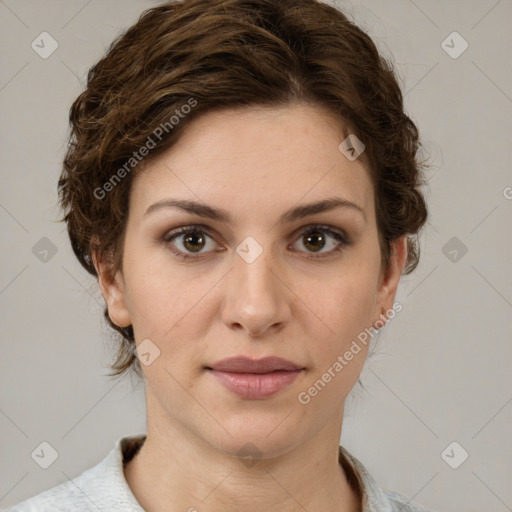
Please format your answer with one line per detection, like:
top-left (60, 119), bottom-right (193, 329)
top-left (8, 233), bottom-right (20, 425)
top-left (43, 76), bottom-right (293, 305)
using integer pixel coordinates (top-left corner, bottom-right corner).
top-left (207, 356), bottom-right (304, 373)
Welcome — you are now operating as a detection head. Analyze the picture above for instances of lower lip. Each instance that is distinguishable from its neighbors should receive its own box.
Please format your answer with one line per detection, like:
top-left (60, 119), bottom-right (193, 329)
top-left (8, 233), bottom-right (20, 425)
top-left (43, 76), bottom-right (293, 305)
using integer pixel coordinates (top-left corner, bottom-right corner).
top-left (207, 369), bottom-right (302, 399)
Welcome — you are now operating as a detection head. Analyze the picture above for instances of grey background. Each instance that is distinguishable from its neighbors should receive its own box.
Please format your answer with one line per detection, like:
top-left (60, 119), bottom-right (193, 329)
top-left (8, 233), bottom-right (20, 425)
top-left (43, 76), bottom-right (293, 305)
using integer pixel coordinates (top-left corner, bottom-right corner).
top-left (1, 0), bottom-right (511, 510)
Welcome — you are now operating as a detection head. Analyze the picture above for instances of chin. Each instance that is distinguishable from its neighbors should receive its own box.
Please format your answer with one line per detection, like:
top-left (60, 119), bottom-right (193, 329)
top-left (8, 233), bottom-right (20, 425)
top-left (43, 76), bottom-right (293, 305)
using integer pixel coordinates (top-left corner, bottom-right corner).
top-left (215, 432), bottom-right (302, 464)
top-left (199, 407), bottom-right (310, 461)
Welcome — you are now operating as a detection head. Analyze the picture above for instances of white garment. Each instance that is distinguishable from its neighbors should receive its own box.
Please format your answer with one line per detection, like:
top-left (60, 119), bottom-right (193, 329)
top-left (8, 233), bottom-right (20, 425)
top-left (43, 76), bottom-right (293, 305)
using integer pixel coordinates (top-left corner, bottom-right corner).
top-left (3, 433), bottom-right (436, 511)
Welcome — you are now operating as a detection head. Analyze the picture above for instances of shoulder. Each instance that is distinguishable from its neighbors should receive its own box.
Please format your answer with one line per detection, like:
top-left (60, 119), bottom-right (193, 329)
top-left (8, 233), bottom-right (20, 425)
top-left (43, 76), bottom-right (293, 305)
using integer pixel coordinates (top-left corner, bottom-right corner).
top-left (3, 434), bottom-right (146, 512)
top-left (383, 490), bottom-right (438, 512)
top-left (338, 445), bottom-right (437, 512)
top-left (2, 466), bottom-right (108, 512)
top-left (2, 475), bottom-right (96, 511)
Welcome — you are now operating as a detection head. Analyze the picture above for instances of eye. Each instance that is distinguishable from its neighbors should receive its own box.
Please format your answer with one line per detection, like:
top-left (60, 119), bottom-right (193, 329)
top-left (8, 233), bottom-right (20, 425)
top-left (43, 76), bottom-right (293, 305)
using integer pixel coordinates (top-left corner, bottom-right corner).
top-left (163, 226), bottom-right (219, 260)
top-left (163, 224), bottom-right (350, 261)
top-left (291, 225), bottom-right (350, 258)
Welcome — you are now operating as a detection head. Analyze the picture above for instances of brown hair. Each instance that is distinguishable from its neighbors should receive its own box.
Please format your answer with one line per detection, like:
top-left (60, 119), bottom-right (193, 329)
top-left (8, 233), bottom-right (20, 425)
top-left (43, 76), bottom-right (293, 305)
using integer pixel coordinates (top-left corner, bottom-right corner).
top-left (58, 0), bottom-right (429, 379)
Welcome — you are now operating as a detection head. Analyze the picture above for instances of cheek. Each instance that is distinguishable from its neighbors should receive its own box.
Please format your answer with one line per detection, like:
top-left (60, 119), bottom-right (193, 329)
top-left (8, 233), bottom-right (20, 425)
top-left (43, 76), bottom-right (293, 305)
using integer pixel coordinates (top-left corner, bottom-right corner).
top-left (299, 281), bottom-right (376, 408)
top-left (122, 251), bottom-right (219, 364)
top-left (124, 270), bottom-right (175, 337)
top-left (297, 272), bottom-right (380, 405)
top-left (305, 267), bottom-right (379, 347)
top-left (122, 243), bottom-right (187, 327)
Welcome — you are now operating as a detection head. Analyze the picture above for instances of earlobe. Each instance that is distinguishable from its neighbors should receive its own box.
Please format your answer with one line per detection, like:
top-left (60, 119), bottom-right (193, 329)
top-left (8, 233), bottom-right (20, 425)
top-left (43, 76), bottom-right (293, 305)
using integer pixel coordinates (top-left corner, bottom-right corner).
top-left (92, 248), bottom-right (132, 328)
top-left (372, 236), bottom-right (408, 329)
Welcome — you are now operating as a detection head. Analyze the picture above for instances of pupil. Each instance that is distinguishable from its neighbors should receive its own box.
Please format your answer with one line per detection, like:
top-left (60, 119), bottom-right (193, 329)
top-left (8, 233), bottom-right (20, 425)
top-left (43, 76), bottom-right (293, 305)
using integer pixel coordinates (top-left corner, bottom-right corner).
top-left (184, 232), bottom-right (205, 252)
top-left (304, 231), bottom-right (325, 252)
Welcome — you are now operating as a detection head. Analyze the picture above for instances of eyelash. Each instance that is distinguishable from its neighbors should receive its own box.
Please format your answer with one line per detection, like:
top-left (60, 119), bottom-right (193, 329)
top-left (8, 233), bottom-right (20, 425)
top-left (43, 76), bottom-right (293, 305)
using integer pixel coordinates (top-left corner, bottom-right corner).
top-left (162, 224), bottom-right (351, 261)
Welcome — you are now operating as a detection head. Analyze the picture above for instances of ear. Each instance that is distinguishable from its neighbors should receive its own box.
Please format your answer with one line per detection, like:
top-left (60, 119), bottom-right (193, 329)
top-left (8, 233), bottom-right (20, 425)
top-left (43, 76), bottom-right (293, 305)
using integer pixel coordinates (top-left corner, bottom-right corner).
top-left (371, 235), bottom-right (408, 329)
top-left (91, 246), bottom-right (131, 328)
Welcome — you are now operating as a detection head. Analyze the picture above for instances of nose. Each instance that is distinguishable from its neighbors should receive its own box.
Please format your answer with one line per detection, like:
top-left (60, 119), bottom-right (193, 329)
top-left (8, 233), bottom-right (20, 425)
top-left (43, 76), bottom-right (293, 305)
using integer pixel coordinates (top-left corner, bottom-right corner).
top-left (221, 245), bottom-right (291, 338)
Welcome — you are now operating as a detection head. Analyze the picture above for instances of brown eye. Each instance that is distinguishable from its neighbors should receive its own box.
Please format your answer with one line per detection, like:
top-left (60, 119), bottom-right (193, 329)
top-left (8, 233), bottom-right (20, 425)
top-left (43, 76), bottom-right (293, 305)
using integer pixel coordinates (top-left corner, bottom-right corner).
top-left (163, 226), bottom-right (218, 259)
top-left (291, 225), bottom-right (350, 258)
top-left (302, 230), bottom-right (326, 252)
top-left (182, 231), bottom-right (206, 252)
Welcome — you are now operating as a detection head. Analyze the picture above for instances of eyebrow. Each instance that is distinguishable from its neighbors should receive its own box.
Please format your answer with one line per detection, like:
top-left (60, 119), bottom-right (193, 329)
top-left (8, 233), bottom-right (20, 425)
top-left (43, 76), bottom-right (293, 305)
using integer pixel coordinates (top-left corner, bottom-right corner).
top-left (144, 197), bottom-right (366, 224)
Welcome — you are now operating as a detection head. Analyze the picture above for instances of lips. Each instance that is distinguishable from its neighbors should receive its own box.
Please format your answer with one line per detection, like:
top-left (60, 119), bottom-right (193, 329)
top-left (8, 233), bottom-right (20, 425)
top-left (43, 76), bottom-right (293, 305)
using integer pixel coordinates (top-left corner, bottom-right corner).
top-left (206, 356), bottom-right (304, 399)
top-left (207, 356), bottom-right (303, 373)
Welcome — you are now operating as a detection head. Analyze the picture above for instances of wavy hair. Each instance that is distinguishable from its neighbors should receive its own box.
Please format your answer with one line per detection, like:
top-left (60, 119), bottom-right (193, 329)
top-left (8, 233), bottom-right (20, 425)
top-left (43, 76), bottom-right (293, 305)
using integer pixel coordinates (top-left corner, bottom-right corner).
top-left (58, 0), bottom-right (429, 379)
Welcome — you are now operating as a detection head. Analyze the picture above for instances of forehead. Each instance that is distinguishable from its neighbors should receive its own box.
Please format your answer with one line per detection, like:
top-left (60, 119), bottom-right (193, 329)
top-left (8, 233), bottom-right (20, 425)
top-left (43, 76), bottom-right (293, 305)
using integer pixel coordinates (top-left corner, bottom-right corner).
top-left (130, 103), bottom-right (375, 224)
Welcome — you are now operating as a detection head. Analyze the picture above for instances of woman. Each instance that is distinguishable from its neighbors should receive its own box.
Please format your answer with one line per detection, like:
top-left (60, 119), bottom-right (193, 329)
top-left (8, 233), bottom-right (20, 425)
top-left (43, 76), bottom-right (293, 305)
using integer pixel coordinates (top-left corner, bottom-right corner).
top-left (7, 0), bottom-right (434, 510)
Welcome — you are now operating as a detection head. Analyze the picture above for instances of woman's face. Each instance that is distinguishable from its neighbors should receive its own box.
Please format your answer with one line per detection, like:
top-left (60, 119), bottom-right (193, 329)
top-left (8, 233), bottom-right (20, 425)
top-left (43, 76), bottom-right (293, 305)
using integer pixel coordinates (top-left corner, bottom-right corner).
top-left (98, 102), bottom-right (406, 458)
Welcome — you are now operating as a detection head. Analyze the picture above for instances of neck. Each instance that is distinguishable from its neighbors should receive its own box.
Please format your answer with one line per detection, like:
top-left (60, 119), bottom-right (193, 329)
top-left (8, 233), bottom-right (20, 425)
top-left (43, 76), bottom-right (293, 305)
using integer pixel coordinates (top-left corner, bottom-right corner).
top-left (124, 401), bottom-right (361, 512)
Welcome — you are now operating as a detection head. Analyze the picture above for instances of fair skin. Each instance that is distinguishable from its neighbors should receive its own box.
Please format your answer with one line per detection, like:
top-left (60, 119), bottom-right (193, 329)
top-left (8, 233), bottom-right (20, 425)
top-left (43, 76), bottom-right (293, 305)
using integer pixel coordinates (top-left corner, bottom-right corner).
top-left (94, 102), bottom-right (407, 512)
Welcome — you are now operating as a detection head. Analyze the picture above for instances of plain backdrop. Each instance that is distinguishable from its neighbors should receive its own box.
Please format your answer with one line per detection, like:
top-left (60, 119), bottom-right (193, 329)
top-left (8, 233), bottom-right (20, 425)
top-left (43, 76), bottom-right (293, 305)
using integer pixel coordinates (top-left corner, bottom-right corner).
top-left (1, 1), bottom-right (511, 510)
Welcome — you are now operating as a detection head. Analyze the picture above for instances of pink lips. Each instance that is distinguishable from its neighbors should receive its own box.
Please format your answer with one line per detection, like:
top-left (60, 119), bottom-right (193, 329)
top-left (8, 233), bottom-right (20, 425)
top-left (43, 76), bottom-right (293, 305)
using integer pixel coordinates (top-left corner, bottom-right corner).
top-left (206, 356), bottom-right (304, 399)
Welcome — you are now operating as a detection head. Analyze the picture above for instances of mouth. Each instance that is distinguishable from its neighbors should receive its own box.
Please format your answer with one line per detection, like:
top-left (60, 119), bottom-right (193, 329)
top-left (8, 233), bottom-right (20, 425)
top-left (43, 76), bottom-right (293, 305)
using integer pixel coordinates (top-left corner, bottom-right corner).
top-left (205, 356), bottom-right (305, 399)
